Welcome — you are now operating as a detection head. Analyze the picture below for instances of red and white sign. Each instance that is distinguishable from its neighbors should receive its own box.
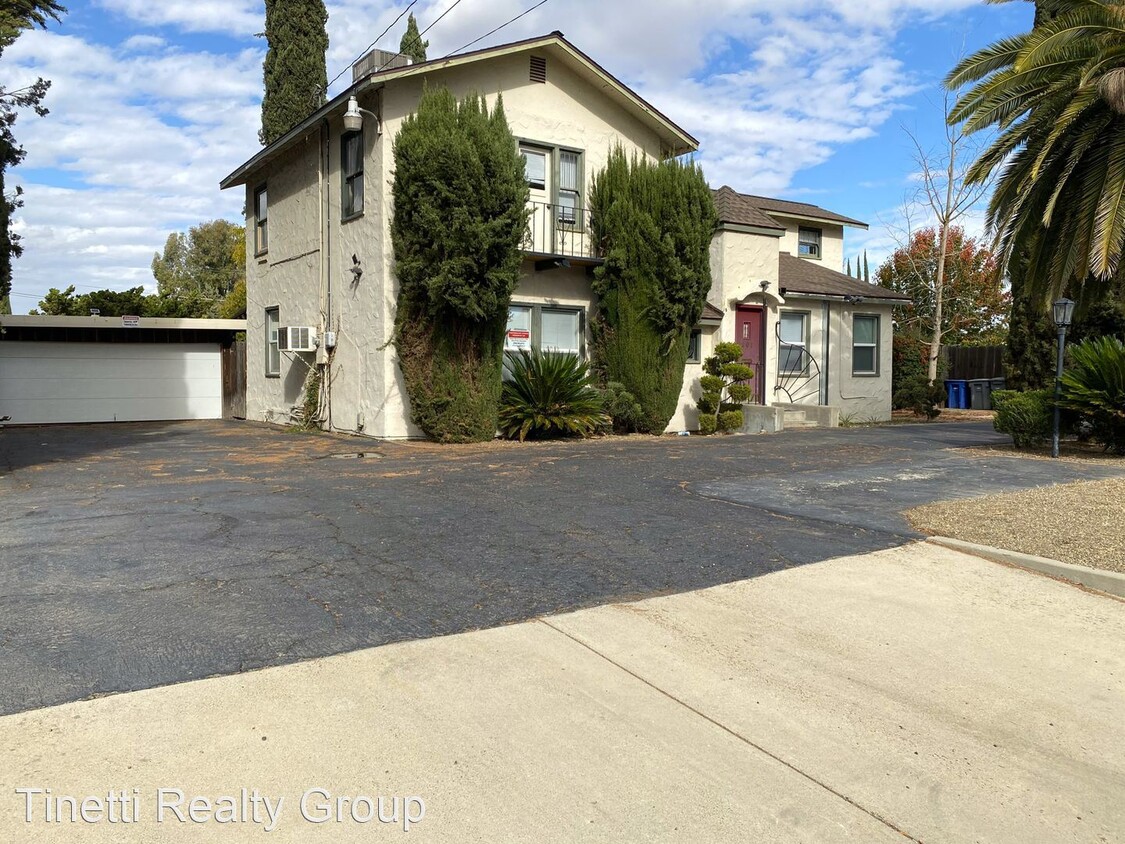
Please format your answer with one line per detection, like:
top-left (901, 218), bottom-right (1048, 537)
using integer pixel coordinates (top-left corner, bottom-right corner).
top-left (121, 315), bottom-right (140, 327)
top-left (506, 328), bottom-right (531, 350)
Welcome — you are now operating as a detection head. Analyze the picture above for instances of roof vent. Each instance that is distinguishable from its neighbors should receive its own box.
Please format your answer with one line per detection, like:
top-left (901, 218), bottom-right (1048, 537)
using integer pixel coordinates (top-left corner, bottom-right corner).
top-left (529, 55), bottom-right (547, 83)
top-left (353, 49), bottom-right (412, 81)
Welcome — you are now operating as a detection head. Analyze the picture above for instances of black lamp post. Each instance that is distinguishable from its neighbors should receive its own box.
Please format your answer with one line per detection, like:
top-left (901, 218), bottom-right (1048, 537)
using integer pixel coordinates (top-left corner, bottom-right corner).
top-left (1051, 297), bottom-right (1076, 458)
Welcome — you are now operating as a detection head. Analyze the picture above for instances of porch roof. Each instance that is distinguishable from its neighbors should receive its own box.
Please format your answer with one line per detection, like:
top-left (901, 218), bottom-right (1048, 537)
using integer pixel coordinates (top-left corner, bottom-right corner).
top-left (778, 253), bottom-right (911, 302)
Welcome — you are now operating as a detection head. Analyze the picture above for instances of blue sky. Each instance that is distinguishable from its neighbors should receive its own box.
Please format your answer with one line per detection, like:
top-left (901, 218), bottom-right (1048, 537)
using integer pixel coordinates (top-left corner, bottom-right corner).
top-left (3, 0), bottom-right (1031, 312)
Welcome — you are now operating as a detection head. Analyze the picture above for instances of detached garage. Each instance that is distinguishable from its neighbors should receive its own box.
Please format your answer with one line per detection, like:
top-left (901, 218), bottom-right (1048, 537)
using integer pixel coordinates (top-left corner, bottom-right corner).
top-left (0, 316), bottom-right (246, 425)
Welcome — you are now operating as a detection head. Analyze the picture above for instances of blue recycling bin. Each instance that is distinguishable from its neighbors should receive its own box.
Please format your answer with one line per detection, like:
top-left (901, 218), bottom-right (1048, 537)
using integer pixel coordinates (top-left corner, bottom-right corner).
top-left (944, 379), bottom-right (968, 409)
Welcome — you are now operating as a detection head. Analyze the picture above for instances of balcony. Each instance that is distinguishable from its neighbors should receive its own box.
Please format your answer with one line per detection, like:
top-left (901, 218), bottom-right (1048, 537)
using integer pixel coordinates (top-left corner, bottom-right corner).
top-left (521, 201), bottom-right (602, 268)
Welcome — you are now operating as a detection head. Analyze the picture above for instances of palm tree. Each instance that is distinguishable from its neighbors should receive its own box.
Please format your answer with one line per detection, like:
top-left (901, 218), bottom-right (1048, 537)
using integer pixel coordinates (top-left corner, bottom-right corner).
top-left (947, 0), bottom-right (1125, 306)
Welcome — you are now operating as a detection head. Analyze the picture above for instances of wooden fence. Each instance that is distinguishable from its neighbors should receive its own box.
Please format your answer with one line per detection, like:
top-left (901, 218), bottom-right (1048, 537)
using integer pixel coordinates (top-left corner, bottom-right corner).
top-left (221, 340), bottom-right (246, 419)
top-left (941, 345), bottom-right (1005, 381)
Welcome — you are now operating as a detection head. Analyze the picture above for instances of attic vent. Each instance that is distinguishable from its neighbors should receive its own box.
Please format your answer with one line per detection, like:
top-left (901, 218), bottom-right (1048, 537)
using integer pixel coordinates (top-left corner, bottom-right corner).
top-left (529, 55), bottom-right (547, 83)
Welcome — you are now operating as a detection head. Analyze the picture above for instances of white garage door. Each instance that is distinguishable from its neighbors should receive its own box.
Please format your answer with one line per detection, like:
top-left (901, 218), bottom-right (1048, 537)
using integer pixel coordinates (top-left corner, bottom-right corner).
top-left (0, 342), bottom-right (222, 424)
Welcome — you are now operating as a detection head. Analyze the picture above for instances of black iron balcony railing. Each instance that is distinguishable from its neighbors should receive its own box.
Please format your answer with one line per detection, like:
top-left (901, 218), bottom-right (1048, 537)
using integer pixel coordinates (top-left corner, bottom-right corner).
top-left (521, 201), bottom-right (600, 261)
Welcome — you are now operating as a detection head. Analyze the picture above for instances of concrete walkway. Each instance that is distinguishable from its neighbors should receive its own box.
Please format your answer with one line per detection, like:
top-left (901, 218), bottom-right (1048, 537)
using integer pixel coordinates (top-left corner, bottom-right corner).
top-left (2, 542), bottom-right (1122, 843)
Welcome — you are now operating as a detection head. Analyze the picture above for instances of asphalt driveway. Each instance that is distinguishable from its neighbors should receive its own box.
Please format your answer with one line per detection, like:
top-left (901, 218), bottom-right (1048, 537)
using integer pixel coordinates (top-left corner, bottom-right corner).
top-left (2, 419), bottom-right (1122, 715)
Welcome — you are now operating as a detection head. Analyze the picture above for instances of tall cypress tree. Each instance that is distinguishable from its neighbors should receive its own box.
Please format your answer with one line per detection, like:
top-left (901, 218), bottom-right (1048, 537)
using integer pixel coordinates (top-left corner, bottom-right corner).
top-left (863, 250), bottom-right (870, 283)
top-left (260, 0), bottom-right (329, 145)
top-left (589, 148), bottom-right (717, 433)
top-left (846, 258), bottom-right (853, 277)
top-left (399, 13), bottom-right (428, 63)
top-left (392, 88), bottom-right (529, 442)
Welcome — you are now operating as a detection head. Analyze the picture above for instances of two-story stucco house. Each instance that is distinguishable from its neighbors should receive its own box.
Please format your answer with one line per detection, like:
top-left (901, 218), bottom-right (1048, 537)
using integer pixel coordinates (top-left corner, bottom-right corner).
top-left (220, 31), bottom-right (908, 438)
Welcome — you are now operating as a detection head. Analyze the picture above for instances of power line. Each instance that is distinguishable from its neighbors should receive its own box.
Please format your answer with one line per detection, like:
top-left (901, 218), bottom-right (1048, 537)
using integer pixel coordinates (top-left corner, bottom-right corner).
top-left (443, 0), bottom-right (549, 58)
top-left (324, 0), bottom-right (421, 92)
top-left (378, 0), bottom-right (467, 72)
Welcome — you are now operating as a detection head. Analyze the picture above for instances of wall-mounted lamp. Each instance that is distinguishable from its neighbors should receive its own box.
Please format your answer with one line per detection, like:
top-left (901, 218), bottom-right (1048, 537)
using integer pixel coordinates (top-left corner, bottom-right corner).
top-left (349, 254), bottom-right (363, 284)
top-left (759, 280), bottom-right (771, 292)
top-left (343, 96), bottom-right (381, 135)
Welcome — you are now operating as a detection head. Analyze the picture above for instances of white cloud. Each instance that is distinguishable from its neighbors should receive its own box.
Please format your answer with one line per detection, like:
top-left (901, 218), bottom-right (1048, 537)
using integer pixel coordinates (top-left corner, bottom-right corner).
top-left (6, 0), bottom-right (989, 311)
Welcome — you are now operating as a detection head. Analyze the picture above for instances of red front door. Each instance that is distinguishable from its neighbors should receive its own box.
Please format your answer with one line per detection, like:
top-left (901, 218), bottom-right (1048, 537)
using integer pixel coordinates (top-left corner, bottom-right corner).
top-left (735, 307), bottom-right (765, 404)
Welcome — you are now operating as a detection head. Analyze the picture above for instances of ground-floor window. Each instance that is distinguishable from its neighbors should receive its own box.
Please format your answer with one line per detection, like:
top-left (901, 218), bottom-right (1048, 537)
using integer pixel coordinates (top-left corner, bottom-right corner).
top-left (779, 311), bottom-right (809, 374)
top-left (265, 306), bottom-right (280, 377)
top-left (686, 329), bottom-right (702, 363)
top-left (852, 314), bottom-right (879, 375)
top-left (505, 304), bottom-right (584, 356)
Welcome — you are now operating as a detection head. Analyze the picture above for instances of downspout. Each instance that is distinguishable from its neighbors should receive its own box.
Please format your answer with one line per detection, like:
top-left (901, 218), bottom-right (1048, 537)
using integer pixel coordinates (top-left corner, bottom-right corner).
top-left (319, 117), bottom-right (333, 430)
top-left (820, 299), bottom-right (830, 406)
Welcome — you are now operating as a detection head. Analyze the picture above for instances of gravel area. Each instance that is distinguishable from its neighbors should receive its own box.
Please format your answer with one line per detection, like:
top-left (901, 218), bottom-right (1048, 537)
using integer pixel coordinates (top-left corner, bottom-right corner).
top-left (907, 478), bottom-right (1125, 574)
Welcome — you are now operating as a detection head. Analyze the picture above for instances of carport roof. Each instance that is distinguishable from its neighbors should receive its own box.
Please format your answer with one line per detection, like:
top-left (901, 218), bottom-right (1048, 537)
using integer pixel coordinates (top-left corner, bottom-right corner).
top-left (0, 316), bottom-right (246, 331)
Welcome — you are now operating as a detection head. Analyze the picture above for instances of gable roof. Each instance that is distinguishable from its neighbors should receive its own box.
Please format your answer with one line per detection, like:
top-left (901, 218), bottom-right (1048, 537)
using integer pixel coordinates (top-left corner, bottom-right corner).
top-left (221, 32), bottom-right (698, 190)
top-left (778, 252), bottom-right (910, 301)
top-left (712, 186), bottom-right (867, 230)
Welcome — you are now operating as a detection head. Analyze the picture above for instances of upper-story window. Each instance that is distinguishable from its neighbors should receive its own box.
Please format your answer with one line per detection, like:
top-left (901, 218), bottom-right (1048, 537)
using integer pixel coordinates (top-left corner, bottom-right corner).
top-left (558, 150), bottom-right (580, 224)
top-left (798, 226), bottom-right (821, 259)
top-left (254, 184), bottom-right (268, 255)
top-left (522, 147), bottom-right (547, 190)
top-left (342, 130), bottom-right (363, 219)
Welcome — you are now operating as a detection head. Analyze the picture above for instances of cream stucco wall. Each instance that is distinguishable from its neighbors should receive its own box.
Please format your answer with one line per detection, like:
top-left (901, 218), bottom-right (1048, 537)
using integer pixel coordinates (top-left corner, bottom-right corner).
top-left (774, 215), bottom-right (846, 274)
top-left (780, 295), bottom-right (895, 421)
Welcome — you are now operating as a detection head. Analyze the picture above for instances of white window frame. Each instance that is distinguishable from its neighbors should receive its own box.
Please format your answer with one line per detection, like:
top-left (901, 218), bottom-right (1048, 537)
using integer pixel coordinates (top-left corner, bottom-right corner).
top-left (779, 311), bottom-right (809, 375)
top-left (852, 314), bottom-right (880, 377)
top-left (520, 146), bottom-right (547, 190)
top-left (798, 226), bottom-right (821, 259)
top-left (265, 306), bottom-right (280, 377)
top-left (505, 303), bottom-right (585, 357)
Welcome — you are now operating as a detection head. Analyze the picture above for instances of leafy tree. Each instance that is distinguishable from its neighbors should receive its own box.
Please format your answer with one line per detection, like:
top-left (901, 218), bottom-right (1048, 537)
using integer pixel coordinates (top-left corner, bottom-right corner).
top-left (31, 284), bottom-right (215, 317)
top-left (151, 219), bottom-right (245, 316)
top-left (399, 13), bottom-right (428, 63)
top-left (0, 1), bottom-right (64, 302)
top-left (947, 0), bottom-right (1125, 306)
top-left (589, 147), bottom-right (717, 433)
top-left (260, 0), bottom-right (328, 145)
top-left (877, 226), bottom-right (1009, 346)
top-left (391, 87), bottom-right (529, 442)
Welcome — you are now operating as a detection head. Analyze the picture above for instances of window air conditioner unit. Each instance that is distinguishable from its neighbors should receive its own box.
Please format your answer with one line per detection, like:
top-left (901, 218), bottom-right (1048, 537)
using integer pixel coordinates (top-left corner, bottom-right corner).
top-left (278, 326), bottom-right (317, 352)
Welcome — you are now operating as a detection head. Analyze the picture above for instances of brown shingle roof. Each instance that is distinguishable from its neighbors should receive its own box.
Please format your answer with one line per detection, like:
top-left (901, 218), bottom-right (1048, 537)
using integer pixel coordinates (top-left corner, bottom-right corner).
top-left (779, 253), bottom-right (910, 301)
top-left (712, 186), bottom-right (867, 229)
top-left (712, 186), bottom-right (785, 231)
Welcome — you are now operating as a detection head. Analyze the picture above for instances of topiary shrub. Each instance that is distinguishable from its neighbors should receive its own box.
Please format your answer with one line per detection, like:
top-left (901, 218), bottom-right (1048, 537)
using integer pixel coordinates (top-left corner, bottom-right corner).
top-left (1058, 336), bottom-right (1125, 453)
top-left (598, 381), bottom-right (644, 434)
top-left (499, 349), bottom-right (608, 442)
top-left (992, 389), bottom-right (1053, 448)
top-left (695, 342), bottom-right (754, 434)
top-left (892, 376), bottom-right (944, 419)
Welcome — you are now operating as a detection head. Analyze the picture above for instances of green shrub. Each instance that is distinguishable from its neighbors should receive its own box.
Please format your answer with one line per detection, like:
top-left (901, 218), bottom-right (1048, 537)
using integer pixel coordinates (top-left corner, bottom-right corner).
top-left (992, 389), bottom-right (1053, 448)
top-left (695, 342), bottom-right (753, 434)
top-left (499, 349), bottom-right (608, 441)
top-left (391, 87), bottom-right (529, 442)
top-left (892, 376), bottom-right (944, 420)
top-left (589, 147), bottom-right (717, 433)
top-left (1058, 336), bottom-right (1125, 454)
top-left (598, 381), bottom-right (644, 434)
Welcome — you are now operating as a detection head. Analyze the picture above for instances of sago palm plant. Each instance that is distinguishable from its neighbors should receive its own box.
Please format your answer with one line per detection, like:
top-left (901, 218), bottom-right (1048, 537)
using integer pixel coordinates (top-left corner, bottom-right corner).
top-left (499, 349), bottom-right (609, 441)
top-left (1058, 335), bottom-right (1125, 452)
top-left (948, 0), bottom-right (1125, 304)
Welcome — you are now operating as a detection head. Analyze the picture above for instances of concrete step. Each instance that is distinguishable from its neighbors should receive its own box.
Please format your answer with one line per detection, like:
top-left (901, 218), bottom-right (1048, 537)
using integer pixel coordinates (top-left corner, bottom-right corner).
top-left (783, 410), bottom-right (807, 423)
top-left (785, 420), bottom-right (820, 429)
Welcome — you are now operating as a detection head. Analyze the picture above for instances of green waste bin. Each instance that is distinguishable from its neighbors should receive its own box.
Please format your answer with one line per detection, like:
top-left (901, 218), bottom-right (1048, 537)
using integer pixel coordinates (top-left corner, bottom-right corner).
top-left (968, 378), bottom-right (992, 411)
